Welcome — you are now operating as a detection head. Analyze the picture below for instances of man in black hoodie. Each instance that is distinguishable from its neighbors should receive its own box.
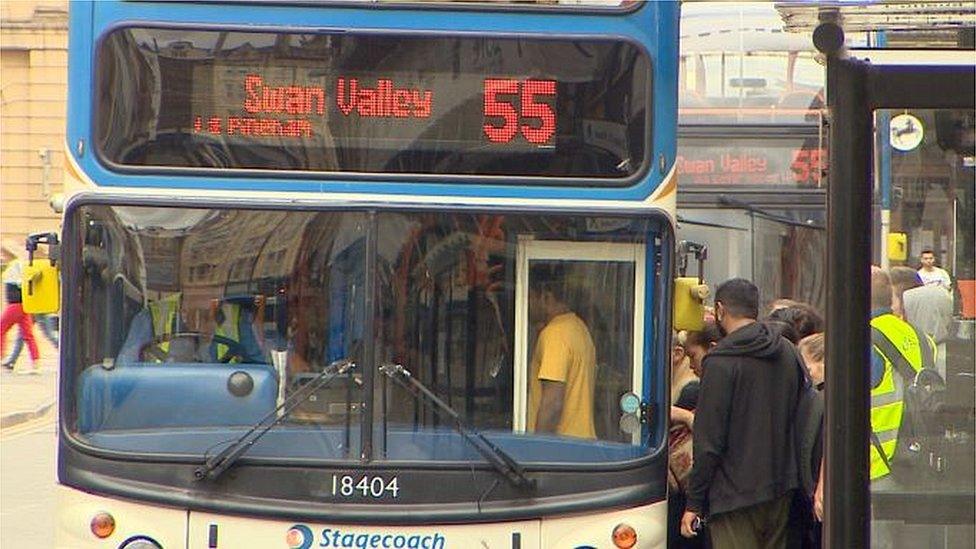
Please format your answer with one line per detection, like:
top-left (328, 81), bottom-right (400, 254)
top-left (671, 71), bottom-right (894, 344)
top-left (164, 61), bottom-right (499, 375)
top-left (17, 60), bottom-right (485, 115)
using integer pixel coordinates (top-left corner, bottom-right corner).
top-left (681, 278), bottom-right (801, 548)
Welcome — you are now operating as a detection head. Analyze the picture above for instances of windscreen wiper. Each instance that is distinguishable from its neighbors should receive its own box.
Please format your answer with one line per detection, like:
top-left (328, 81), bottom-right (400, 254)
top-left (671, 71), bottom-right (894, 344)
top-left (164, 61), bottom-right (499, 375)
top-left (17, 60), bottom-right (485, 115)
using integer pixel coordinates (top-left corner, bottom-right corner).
top-left (194, 358), bottom-right (356, 481)
top-left (380, 363), bottom-right (535, 492)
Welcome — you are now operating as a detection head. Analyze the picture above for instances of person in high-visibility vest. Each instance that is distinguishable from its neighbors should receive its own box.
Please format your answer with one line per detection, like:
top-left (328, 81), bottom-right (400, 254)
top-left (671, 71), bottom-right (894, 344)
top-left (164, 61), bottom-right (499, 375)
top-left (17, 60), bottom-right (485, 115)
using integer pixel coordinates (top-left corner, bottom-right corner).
top-left (148, 293), bottom-right (182, 355)
top-left (211, 298), bottom-right (265, 364)
top-left (868, 267), bottom-right (938, 480)
top-left (117, 293), bottom-right (186, 364)
top-left (117, 294), bottom-right (264, 365)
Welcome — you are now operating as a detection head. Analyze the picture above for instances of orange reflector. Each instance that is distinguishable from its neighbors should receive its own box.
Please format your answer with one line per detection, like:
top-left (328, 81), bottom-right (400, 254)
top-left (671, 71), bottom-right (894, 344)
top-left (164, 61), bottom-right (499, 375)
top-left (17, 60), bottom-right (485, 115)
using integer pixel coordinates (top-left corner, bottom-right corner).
top-left (612, 523), bottom-right (637, 549)
top-left (90, 511), bottom-right (115, 539)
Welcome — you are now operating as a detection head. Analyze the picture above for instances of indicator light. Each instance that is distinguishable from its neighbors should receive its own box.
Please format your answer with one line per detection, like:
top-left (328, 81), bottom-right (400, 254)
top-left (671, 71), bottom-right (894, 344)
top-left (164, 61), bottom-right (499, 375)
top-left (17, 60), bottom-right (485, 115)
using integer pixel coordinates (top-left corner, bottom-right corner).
top-left (612, 523), bottom-right (637, 549)
top-left (90, 511), bottom-right (115, 538)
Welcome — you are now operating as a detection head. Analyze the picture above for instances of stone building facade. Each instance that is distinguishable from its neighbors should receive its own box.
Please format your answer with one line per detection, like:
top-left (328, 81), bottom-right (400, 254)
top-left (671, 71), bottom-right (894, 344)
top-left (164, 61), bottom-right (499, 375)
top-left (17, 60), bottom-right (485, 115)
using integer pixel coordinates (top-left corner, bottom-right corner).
top-left (0, 0), bottom-right (67, 252)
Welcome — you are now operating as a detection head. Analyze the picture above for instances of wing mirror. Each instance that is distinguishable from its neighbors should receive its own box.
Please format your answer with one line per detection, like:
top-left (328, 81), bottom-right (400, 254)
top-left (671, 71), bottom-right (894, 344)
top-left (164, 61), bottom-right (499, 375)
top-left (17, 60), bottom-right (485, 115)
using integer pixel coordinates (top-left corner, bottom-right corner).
top-left (22, 232), bottom-right (60, 315)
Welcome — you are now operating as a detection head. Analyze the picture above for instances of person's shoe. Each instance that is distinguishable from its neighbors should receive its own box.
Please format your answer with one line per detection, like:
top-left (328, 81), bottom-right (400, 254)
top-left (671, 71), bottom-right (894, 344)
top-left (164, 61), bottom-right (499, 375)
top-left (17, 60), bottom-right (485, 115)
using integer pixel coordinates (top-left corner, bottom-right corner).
top-left (15, 367), bottom-right (33, 375)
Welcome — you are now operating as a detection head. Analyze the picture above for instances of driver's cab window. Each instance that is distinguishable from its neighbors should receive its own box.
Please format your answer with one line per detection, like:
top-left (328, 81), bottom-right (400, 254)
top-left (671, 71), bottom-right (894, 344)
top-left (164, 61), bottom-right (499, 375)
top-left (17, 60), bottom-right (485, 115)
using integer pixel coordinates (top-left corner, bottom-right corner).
top-left (74, 207), bottom-right (367, 454)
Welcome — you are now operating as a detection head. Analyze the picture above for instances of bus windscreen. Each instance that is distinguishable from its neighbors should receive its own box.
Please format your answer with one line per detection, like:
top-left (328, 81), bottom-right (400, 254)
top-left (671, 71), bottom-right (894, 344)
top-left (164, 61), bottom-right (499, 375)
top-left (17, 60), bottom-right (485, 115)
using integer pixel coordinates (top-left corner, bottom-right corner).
top-left (96, 29), bottom-right (651, 180)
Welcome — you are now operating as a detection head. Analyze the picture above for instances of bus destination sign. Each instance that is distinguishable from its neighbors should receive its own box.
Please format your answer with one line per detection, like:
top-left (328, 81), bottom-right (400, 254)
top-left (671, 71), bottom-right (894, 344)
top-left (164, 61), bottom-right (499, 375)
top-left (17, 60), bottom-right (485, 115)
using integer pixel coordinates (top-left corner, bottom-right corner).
top-left (191, 74), bottom-right (556, 148)
top-left (96, 29), bottom-right (649, 179)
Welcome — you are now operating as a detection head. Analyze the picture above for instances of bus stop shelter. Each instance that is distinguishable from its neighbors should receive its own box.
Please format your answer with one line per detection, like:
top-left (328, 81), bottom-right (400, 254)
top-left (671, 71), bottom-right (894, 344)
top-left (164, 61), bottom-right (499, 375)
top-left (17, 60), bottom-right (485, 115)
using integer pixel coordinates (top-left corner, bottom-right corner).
top-left (777, 2), bottom-right (975, 547)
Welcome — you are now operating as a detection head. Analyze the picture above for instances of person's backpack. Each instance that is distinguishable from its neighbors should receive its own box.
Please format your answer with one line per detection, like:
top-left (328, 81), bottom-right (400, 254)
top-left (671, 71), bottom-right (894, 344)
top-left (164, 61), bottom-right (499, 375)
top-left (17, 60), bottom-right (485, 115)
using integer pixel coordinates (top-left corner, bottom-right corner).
top-left (869, 325), bottom-right (946, 479)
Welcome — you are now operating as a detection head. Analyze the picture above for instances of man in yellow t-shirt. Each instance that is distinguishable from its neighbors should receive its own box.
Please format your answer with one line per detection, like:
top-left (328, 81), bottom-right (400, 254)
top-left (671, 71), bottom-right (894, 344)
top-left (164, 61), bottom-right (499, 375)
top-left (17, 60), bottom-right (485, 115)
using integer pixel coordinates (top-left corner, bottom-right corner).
top-left (526, 265), bottom-right (597, 439)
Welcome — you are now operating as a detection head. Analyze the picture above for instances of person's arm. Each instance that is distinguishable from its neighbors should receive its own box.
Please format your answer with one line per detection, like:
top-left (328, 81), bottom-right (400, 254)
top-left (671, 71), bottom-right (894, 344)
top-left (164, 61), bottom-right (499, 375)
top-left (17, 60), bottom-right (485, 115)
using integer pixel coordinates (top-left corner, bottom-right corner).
top-left (535, 380), bottom-right (566, 433)
top-left (685, 356), bottom-right (734, 514)
top-left (814, 455), bottom-right (825, 521)
top-left (533, 328), bottom-right (570, 433)
top-left (940, 269), bottom-right (952, 291)
top-left (670, 406), bottom-right (695, 429)
top-left (117, 310), bottom-right (152, 365)
top-left (239, 310), bottom-right (267, 363)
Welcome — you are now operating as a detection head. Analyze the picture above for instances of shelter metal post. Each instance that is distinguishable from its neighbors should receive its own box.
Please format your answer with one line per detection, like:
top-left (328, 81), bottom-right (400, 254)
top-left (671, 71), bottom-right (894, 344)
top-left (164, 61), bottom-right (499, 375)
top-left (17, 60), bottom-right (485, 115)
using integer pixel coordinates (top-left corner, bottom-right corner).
top-left (823, 53), bottom-right (873, 549)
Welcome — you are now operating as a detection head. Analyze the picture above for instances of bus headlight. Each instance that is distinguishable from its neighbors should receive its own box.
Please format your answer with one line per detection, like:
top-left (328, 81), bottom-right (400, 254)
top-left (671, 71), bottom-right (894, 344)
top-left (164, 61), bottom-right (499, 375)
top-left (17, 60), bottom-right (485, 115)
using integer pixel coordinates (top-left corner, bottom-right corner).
top-left (611, 523), bottom-right (637, 549)
top-left (119, 536), bottom-right (162, 549)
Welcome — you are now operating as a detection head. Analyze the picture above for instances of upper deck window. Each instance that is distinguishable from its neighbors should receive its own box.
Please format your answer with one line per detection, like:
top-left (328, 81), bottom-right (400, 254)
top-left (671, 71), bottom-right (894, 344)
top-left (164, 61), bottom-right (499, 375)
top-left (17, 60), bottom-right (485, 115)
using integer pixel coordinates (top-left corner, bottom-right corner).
top-left (678, 2), bottom-right (825, 126)
top-left (95, 28), bottom-right (651, 181)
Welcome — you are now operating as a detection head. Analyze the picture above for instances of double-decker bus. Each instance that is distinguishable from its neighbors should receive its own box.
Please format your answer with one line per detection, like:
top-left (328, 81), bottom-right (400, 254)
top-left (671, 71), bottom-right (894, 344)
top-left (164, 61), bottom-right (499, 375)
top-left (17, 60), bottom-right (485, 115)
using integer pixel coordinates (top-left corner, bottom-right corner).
top-left (675, 2), bottom-right (829, 311)
top-left (47, 1), bottom-right (684, 548)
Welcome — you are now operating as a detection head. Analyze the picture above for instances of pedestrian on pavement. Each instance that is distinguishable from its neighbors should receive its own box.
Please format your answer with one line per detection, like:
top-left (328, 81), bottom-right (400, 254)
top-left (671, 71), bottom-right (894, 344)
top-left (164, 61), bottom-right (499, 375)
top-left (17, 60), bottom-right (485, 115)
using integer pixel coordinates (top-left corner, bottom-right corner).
top-left (1, 244), bottom-right (41, 374)
top-left (681, 278), bottom-right (802, 548)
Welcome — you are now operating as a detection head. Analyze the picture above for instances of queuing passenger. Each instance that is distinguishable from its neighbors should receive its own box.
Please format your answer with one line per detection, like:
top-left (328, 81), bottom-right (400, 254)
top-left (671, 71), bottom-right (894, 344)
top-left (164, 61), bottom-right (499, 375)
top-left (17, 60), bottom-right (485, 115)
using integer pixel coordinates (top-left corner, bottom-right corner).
top-left (798, 333), bottom-right (825, 389)
top-left (669, 323), bottom-right (724, 436)
top-left (898, 269), bottom-right (952, 378)
top-left (765, 319), bottom-right (800, 345)
top-left (869, 268), bottom-right (938, 480)
top-left (798, 332), bottom-right (826, 547)
top-left (767, 298), bottom-right (801, 314)
top-left (681, 279), bottom-right (802, 548)
top-left (767, 303), bottom-right (823, 341)
top-left (526, 264), bottom-right (596, 439)
top-left (916, 249), bottom-right (952, 292)
top-left (672, 331), bottom-right (698, 410)
top-left (669, 332), bottom-right (703, 549)
top-left (683, 322), bottom-right (723, 380)
top-left (767, 307), bottom-right (824, 548)
top-left (889, 266), bottom-right (922, 320)
top-left (668, 323), bottom-right (722, 549)
top-left (868, 267), bottom-right (939, 547)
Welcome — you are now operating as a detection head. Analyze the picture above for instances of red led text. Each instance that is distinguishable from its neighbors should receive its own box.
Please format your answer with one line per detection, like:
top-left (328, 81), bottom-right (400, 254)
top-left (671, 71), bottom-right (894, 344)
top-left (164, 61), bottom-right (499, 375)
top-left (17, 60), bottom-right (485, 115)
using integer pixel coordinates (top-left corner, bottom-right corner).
top-left (336, 77), bottom-right (433, 119)
top-left (483, 78), bottom-right (556, 145)
top-left (243, 74), bottom-right (326, 115)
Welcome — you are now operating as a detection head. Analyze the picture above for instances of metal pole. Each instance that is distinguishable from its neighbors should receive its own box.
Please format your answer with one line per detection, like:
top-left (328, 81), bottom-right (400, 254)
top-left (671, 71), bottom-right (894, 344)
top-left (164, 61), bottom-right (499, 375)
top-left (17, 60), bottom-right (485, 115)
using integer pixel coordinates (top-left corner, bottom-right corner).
top-left (818, 23), bottom-right (873, 549)
top-left (875, 31), bottom-right (892, 270)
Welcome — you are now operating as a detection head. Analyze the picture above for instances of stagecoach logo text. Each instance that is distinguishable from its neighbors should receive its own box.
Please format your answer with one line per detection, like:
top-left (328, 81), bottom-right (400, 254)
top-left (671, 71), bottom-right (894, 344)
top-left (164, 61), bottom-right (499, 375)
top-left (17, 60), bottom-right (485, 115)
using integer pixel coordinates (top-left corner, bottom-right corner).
top-left (287, 524), bottom-right (447, 549)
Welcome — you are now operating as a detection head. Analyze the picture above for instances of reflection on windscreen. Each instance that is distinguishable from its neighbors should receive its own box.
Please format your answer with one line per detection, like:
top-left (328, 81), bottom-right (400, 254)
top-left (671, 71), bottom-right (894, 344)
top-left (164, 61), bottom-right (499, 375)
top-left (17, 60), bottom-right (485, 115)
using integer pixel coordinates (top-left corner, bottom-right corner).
top-left (71, 205), bottom-right (660, 464)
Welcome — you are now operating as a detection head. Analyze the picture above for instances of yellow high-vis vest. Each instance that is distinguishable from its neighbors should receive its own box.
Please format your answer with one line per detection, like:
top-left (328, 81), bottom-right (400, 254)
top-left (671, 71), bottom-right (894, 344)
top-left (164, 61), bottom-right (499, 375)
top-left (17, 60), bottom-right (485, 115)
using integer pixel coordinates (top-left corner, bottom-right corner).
top-left (214, 302), bottom-right (242, 363)
top-left (148, 293), bottom-right (182, 360)
top-left (869, 313), bottom-right (937, 480)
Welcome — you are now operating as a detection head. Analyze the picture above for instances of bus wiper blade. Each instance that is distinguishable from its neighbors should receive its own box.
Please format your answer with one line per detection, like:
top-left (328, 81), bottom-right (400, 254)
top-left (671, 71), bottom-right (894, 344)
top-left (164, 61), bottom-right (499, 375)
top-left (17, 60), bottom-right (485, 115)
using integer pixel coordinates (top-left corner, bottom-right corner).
top-left (194, 358), bottom-right (356, 482)
top-left (379, 363), bottom-right (536, 492)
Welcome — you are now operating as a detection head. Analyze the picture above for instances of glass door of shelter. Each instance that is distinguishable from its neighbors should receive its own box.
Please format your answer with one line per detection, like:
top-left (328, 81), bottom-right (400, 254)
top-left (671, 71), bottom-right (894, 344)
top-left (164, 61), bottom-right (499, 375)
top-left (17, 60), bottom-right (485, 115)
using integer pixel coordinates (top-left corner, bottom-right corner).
top-left (512, 239), bottom-right (646, 443)
top-left (867, 107), bottom-right (975, 548)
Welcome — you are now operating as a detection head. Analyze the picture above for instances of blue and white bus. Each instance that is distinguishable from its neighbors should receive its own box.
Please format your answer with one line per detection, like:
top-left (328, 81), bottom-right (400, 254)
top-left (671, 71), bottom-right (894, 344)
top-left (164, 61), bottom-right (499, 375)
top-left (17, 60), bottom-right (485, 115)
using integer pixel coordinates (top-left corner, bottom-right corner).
top-left (53, 1), bottom-right (683, 547)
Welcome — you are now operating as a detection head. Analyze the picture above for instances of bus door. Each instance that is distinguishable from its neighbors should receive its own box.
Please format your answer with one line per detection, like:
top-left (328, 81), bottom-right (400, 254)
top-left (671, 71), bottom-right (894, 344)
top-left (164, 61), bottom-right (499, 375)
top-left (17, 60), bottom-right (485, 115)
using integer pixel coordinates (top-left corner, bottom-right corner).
top-left (512, 238), bottom-right (647, 443)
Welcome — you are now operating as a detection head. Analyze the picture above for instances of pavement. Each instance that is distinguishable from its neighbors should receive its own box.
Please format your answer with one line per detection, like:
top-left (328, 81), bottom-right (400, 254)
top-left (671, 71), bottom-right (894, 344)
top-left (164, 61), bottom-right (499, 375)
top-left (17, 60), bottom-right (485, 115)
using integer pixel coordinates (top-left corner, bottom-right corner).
top-left (0, 336), bottom-right (58, 430)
